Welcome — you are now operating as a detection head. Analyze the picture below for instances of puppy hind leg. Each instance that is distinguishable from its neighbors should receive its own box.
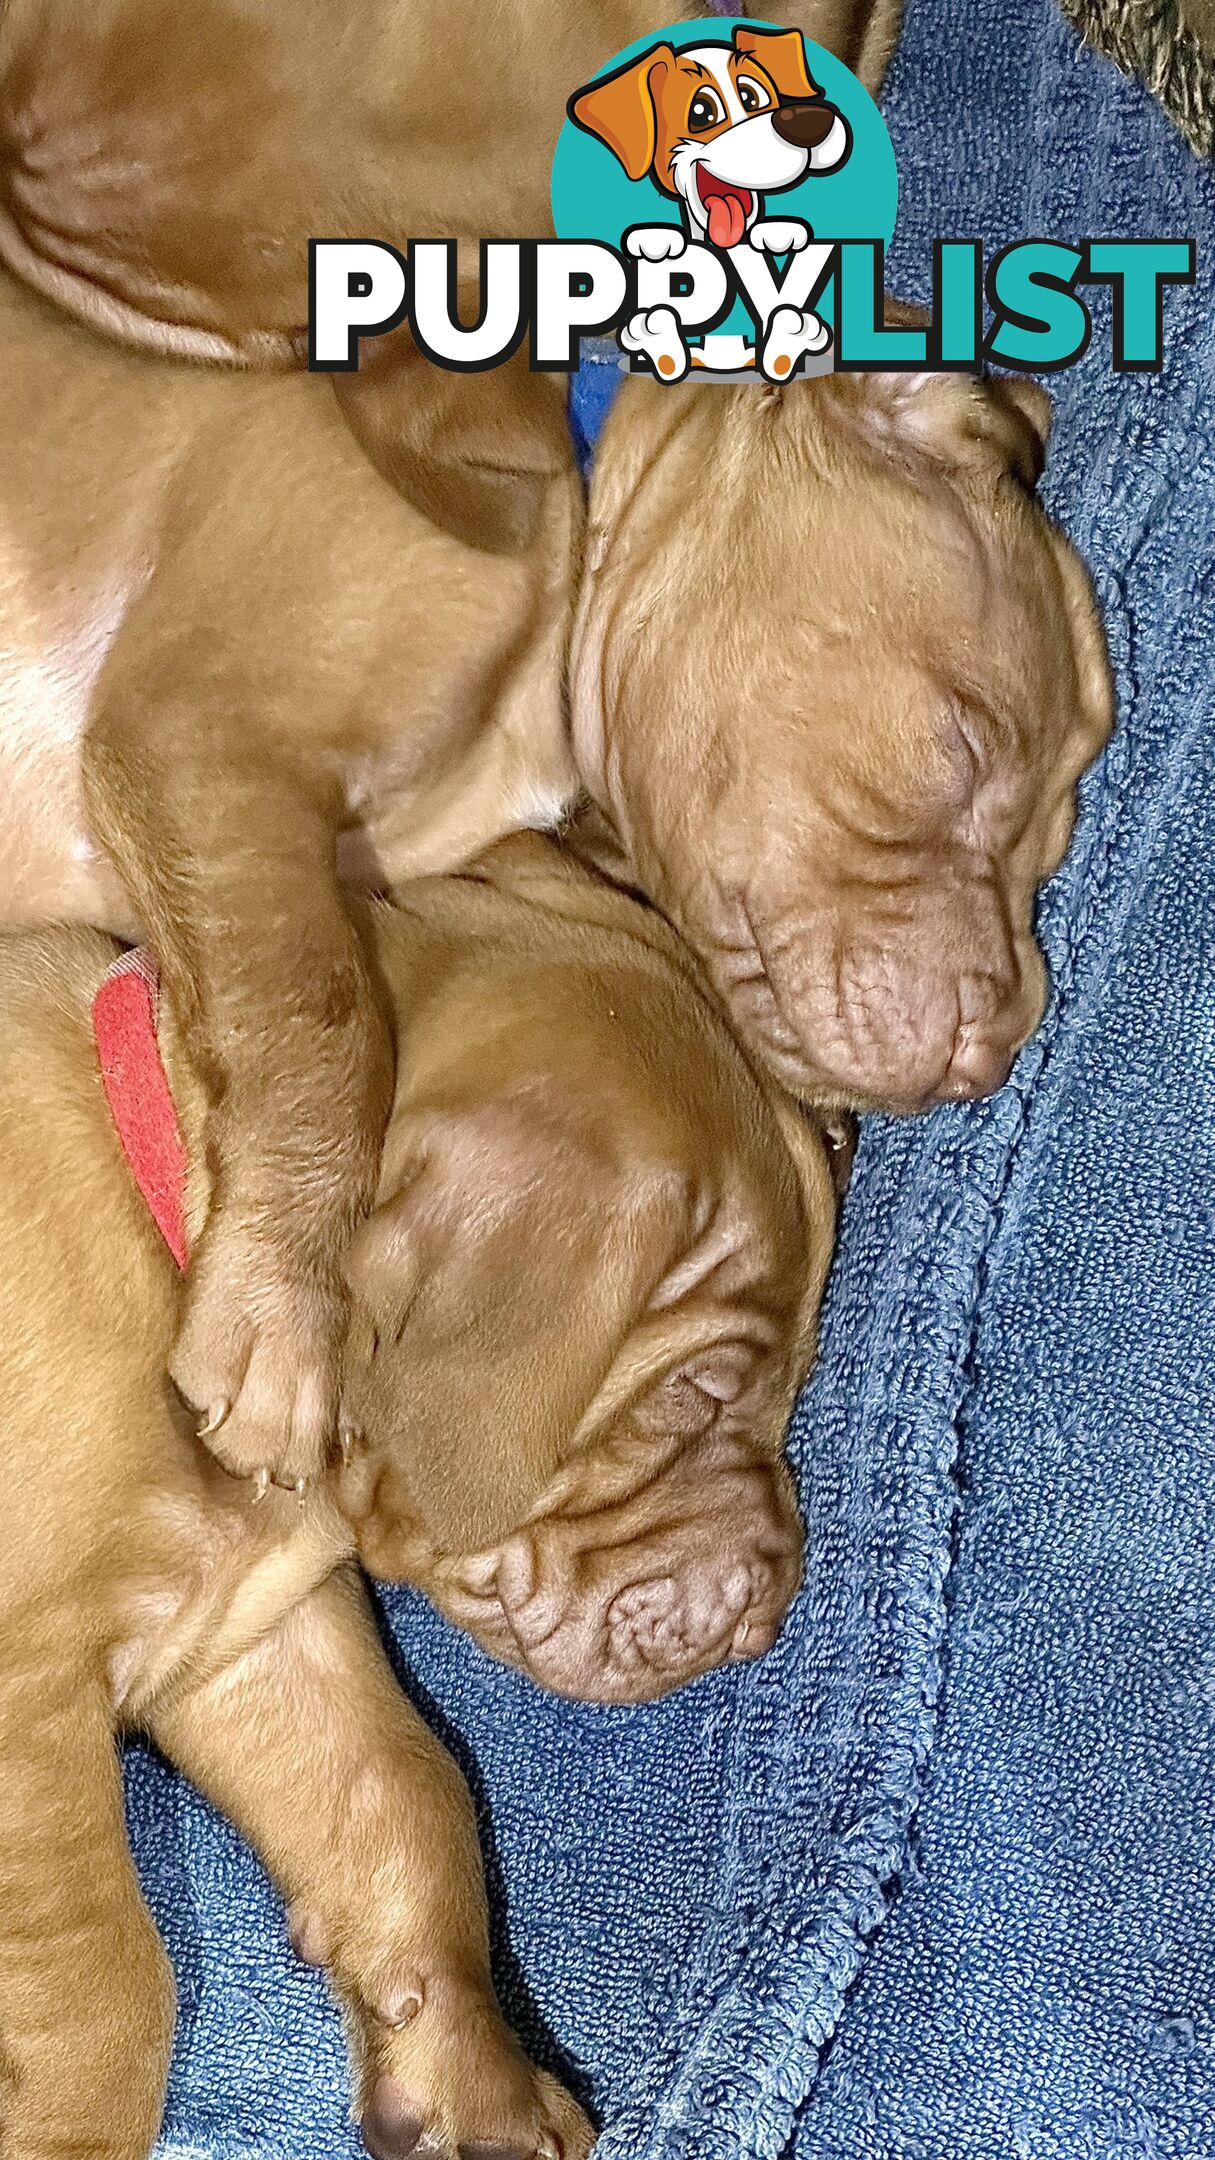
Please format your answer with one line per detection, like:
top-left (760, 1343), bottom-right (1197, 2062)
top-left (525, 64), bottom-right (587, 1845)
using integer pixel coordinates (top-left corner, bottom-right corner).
top-left (0, 1665), bottom-right (174, 2160)
top-left (147, 1567), bottom-right (593, 2160)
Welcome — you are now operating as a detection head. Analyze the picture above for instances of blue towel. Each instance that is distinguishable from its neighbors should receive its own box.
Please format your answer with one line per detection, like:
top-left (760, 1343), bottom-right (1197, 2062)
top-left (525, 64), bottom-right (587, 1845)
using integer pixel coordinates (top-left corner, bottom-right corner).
top-left (787, 6), bottom-right (1215, 2157)
top-left (129, 3), bottom-right (1215, 2155)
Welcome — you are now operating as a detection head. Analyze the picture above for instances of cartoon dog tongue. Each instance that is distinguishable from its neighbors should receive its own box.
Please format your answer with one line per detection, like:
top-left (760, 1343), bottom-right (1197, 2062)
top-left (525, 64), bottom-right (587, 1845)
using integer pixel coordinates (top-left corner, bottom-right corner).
top-left (699, 176), bottom-right (752, 250)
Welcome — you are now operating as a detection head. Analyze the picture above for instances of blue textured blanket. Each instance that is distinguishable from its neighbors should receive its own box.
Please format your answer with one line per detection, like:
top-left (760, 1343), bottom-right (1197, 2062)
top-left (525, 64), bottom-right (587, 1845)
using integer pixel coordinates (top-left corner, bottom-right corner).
top-left (131, 3), bottom-right (1215, 2155)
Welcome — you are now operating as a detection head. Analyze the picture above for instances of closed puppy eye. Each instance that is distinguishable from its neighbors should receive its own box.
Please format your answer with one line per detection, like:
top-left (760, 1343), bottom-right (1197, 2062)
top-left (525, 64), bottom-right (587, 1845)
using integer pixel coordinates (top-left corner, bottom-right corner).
top-left (687, 86), bottom-right (726, 132)
top-left (735, 74), bottom-right (773, 115)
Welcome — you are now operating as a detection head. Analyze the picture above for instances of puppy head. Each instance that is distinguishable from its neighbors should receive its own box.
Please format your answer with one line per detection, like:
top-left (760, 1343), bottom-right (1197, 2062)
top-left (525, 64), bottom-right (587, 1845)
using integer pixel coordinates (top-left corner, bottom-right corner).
top-left (572, 368), bottom-right (1113, 1113)
top-left (570, 30), bottom-right (846, 244)
top-left (337, 854), bottom-right (838, 1701)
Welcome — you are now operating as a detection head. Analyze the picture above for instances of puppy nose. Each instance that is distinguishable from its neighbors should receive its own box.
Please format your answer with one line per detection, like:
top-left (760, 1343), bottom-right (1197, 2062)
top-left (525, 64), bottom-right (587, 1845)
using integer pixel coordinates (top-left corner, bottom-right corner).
top-left (934, 1028), bottom-right (1018, 1103)
top-left (772, 98), bottom-right (842, 149)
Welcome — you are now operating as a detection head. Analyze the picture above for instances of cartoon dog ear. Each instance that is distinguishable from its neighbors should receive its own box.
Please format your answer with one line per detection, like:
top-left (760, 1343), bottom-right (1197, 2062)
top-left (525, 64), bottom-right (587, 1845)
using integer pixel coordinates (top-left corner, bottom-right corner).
top-left (332, 322), bottom-right (576, 556)
top-left (733, 24), bottom-right (822, 102)
top-left (569, 44), bottom-right (675, 181)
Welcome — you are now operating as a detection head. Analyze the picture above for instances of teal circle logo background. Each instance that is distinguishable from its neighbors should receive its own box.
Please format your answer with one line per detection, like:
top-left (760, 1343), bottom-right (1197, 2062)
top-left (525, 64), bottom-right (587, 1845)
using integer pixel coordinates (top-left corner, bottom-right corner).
top-left (551, 15), bottom-right (898, 252)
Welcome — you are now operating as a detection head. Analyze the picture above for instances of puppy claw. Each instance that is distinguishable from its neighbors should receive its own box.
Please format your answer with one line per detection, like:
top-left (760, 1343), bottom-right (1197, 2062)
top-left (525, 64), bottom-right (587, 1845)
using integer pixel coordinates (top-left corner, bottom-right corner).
top-left (340, 1423), bottom-right (360, 1467)
top-left (171, 1223), bottom-right (345, 1487)
top-left (251, 1467), bottom-right (271, 1505)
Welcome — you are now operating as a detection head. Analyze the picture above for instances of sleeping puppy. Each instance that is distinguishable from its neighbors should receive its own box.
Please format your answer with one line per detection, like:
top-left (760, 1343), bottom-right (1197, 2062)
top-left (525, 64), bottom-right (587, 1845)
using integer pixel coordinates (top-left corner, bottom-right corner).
top-left (0, 0), bottom-right (902, 1504)
top-left (334, 839), bottom-right (838, 1701)
top-left (572, 364), bottom-right (1114, 1109)
top-left (0, 0), bottom-right (902, 361)
top-left (0, 260), bottom-right (582, 1495)
top-left (0, 834), bottom-right (837, 2160)
top-left (0, 279), bottom-right (1111, 1497)
top-left (0, 0), bottom-right (1111, 1486)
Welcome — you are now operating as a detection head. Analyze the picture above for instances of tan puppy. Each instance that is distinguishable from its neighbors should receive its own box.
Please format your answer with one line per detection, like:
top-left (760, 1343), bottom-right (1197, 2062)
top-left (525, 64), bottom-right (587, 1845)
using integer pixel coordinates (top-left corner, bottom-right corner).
top-left (0, 0), bottom-right (1112, 1485)
top-left (0, 0), bottom-right (902, 1499)
top-left (571, 363), bottom-right (1114, 1109)
top-left (0, 261), bottom-right (582, 1492)
top-left (0, 275), bottom-right (1111, 1486)
top-left (0, 834), bottom-right (837, 2160)
top-left (0, 1), bottom-right (901, 360)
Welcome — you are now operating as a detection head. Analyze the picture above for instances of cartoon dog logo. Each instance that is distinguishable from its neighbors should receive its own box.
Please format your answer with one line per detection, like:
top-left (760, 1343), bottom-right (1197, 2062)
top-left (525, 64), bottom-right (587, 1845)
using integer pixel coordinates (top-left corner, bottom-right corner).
top-left (570, 25), bottom-right (851, 379)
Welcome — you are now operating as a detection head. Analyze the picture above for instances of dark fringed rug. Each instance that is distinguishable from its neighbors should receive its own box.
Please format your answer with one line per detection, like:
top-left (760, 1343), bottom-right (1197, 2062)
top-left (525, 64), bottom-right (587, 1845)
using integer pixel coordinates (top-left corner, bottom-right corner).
top-left (1058, 0), bottom-right (1215, 155)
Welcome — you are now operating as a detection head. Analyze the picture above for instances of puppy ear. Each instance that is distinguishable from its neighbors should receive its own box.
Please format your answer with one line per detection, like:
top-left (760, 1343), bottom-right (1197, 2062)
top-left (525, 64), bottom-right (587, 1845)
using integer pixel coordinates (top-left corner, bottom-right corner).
top-left (758, 3), bottom-right (904, 96)
top-left (861, 371), bottom-right (1052, 490)
top-left (733, 24), bottom-right (821, 101)
top-left (569, 45), bottom-right (674, 180)
top-left (332, 324), bottom-right (576, 555)
top-left (975, 375), bottom-right (1053, 488)
top-left (342, 1096), bottom-right (677, 1550)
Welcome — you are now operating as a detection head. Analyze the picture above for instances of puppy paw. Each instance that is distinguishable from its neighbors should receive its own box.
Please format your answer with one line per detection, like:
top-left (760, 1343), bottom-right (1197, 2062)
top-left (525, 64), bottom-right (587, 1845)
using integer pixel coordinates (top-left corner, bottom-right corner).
top-left (170, 1217), bottom-right (344, 1489)
top-left (760, 303), bottom-right (831, 382)
top-left (620, 305), bottom-right (689, 381)
top-left (625, 224), bottom-right (687, 263)
top-left (749, 218), bottom-right (812, 256)
top-left (356, 1978), bottom-right (593, 2160)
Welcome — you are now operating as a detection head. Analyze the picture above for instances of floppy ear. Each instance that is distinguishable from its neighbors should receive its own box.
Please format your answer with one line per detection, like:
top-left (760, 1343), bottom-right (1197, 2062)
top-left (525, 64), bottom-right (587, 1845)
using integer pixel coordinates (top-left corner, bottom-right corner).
top-left (569, 44), bottom-right (674, 180)
top-left (861, 370), bottom-right (1053, 490)
top-left (332, 324), bottom-right (576, 555)
top-left (733, 24), bottom-right (822, 101)
top-left (341, 1095), bottom-right (679, 1550)
top-left (976, 376), bottom-right (1053, 488)
top-left (758, 2), bottom-right (905, 97)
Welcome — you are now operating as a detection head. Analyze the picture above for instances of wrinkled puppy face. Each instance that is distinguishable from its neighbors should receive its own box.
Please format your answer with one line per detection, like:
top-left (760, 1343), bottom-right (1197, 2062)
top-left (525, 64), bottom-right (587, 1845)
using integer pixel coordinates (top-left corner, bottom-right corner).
top-left (572, 369), bottom-right (1114, 1113)
top-left (338, 884), bottom-right (836, 1702)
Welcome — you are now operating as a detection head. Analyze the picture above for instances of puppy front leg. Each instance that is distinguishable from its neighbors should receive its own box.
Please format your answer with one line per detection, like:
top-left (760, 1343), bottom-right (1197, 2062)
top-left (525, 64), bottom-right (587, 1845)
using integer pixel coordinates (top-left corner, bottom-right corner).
top-left (84, 704), bottom-right (393, 1490)
top-left (148, 1568), bottom-right (593, 2160)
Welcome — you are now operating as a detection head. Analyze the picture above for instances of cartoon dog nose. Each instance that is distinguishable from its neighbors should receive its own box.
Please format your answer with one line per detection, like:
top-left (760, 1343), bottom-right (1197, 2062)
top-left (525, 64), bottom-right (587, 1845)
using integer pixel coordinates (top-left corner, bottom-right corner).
top-left (772, 98), bottom-right (843, 150)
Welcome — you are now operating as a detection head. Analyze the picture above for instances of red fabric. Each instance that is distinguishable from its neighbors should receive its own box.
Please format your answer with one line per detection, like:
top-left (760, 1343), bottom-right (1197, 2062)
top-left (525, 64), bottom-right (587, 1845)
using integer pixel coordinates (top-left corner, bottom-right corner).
top-left (92, 950), bottom-right (190, 1271)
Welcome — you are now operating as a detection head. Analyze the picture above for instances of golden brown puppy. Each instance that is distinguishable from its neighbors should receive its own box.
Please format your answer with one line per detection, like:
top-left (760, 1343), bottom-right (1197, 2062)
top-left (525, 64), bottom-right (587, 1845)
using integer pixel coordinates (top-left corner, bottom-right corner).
top-left (0, 0), bottom-right (902, 1497)
top-left (0, 1), bottom-right (902, 360)
top-left (0, 260), bottom-right (582, 1493)
top-left (0, 255), bottom-right (1111, 1490)
top-left (0, 835), bottom-right (837, 2160)
top-left (0, 0), bottom-right (1112, 1489)
top-left (571, 364), bottom-right (1114, 1109)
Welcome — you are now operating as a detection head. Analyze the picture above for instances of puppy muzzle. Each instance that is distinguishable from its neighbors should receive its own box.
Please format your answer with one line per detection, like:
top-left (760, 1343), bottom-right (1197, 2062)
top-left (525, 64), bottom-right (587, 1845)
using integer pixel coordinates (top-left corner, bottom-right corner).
top-left (439, 1430), bottom-right (805, 1704)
